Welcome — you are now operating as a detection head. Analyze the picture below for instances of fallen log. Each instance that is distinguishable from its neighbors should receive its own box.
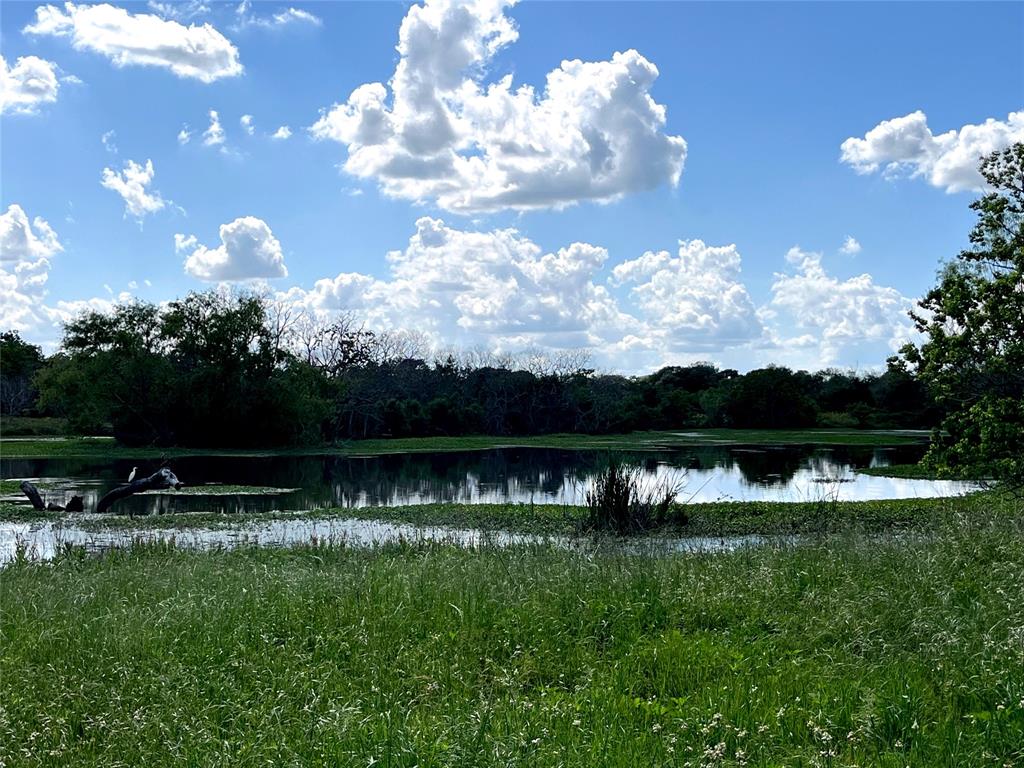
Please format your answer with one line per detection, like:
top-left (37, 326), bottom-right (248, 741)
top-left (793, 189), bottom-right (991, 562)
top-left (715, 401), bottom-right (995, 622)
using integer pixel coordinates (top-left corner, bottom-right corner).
top-left (97, 468), bottom-right (183, 514)
top-left (19, 482), bottom-right (85, 512)
top-left (19, 481), bottom-right (46, 511)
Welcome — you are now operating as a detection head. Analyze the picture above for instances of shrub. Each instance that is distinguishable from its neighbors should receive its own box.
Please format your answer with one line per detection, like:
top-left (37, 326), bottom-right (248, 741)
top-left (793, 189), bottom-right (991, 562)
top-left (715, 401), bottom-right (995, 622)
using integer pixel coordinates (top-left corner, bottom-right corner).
top-left (817, 411), bottom-right (859, 428)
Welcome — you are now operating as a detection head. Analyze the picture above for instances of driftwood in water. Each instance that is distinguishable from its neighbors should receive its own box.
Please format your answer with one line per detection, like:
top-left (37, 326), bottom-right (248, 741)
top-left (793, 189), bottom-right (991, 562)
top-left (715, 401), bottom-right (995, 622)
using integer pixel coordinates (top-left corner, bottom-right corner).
top-left (18, 471), bottom-right (180, 514)
top-left (19, 483), bottom-right (89, 514)
top-left (96, 468), bottom-right (183, 514)
top-left (19, 481), bottom-right (46, 511)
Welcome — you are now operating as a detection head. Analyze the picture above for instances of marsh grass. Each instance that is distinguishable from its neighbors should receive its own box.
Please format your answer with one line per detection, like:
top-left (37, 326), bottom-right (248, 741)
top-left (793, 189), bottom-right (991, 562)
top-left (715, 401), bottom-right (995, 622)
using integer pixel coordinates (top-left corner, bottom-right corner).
top-left (2, 499), bottom-right (1022, 767)
top-left (583, 462), bottom-right (680, 534)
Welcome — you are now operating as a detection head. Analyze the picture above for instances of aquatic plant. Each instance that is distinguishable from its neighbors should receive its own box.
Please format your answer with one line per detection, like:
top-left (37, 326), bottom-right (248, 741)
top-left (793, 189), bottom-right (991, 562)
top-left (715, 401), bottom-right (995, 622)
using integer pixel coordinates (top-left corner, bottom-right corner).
top-left (583, 461), bottom-right (681, 534)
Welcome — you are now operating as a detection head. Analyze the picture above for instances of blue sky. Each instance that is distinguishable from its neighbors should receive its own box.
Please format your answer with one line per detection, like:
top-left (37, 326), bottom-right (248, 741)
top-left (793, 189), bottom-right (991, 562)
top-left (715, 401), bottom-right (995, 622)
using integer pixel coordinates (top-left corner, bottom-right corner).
top-left (2, 0), bottom-right (1022, 372)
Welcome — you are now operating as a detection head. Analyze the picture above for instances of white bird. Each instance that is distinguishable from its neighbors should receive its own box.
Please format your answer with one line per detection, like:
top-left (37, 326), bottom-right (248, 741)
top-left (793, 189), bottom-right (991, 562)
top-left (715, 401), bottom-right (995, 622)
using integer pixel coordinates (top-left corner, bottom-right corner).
top-left (128, 467), bottom-right (138, 483)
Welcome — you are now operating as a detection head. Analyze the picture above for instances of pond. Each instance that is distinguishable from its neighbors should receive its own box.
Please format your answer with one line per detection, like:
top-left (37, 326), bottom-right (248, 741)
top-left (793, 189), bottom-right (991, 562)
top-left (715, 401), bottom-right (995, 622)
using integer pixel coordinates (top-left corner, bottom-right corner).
top-left (1, 444), bottom-right (980, 517)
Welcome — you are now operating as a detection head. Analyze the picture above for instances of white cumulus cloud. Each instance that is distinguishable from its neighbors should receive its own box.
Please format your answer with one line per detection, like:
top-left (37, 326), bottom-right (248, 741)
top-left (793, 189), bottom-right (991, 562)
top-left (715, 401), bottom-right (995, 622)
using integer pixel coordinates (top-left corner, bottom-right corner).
top-left (310, 0), bottom-right (686, 213)
top-left (0, 204), bottom-right (63, 264)
top-left (203, 109), bottom-right (225, 146)
top-left (764, 247), bottom-right (917, 365)
top-left (180, 216), bottom-right (288, 281)
top-left (24, 2), bottom-right (242, 83)
top-left (286, 216), bottom-right (640, 352)
top-left (278, 221), bottom-right (918, 372)
top-left (100, 159), bottom-right (167, 219)
top-left (611, 241), bottom-right (762, 352)
top-left (240, 113), bottom-right (254, 135)
top-left (1, 55), bottom-right (61, 115)
top-left (271, 125), bottom-right (292, 140)
top-left (839, 235), bottom-right (861, 255)
top-left (173, 233), bottom-right (198, 252)
top-left (840, 110), bottom-right (1024, 193)
top-left (0, 204), bottom-right (64, 333)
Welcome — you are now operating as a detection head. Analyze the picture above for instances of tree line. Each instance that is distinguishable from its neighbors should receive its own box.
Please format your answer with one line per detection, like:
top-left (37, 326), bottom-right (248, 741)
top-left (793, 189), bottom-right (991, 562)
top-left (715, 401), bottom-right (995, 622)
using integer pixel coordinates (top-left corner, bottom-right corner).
top-left (3, 144), bottom-right (1019, 485)
top-left (1, 296), bottom-right (936, 448)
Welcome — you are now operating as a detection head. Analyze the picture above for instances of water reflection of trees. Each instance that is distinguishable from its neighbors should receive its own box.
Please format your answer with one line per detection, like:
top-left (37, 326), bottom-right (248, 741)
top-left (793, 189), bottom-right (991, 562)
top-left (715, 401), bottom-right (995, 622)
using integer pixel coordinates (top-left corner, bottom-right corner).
top-left (1, 443), bottom-right (929, 513)
top-left (726, 449), bottom-right (804, 486)
top-left (314, 449), bottom-right (614, 507)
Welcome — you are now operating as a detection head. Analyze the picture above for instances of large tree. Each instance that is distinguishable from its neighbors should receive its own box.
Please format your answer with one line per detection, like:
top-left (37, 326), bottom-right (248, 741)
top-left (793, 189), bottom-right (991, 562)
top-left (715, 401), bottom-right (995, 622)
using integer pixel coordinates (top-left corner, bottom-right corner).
top-left (0, 331), bottom-right (44, 416)
top-left (901, 143), bottom-right (1024, 484)
top-left (36, 293), bottom-right (329, 447)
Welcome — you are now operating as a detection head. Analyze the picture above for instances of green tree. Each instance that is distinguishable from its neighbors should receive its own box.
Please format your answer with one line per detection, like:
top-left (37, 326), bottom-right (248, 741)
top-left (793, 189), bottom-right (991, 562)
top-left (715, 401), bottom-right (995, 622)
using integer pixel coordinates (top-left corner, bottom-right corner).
top-left (720, 367), bottom-right (817, 429)
top-left (901, 143), bottom-right (1024, 484)
top-left (0, 331), bottom-right (44, 415)
top-left (36, 292), bottom-right (330, 447)
top-left (36, 302), bottom-right (175, 439)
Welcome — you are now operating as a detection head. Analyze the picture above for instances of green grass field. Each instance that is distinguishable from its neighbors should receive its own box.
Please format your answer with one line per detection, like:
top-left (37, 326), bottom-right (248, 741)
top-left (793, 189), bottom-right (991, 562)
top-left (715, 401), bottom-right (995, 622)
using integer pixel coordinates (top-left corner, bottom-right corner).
top-left (0, 428), bottom-right (927, 459)
top-left (2, 498), bottom-right (1022, 767)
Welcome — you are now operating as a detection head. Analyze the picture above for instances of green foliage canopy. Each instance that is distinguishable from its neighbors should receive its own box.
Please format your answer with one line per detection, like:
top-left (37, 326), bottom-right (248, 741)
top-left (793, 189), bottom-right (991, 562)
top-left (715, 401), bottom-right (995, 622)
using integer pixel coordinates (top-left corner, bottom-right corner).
top-left (901, 143), bottom-right (1024, 484)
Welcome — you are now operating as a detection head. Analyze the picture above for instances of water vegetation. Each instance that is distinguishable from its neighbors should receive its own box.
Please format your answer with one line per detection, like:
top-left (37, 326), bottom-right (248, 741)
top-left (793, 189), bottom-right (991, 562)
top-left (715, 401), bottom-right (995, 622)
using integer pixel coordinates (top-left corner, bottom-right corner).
top-left (3, 490), bottom-right (1000, 540)
top-left (856, 463), bottom-right (994, 482)
top-left (2, 501), bottom-right (1021, 767)
top-left (0, 479), bottom-right (28, 495)
top-left (857, 464), bottom-right (941, 480)
top-left (137, 484), bottom-right (298, 496)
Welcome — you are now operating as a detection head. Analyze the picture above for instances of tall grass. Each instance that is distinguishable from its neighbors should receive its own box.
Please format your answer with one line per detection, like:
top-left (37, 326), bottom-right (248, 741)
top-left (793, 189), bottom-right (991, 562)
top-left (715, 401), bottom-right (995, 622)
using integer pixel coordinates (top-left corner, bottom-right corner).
top-left (2, 502), bottom-right (1022, 766)
top-left (583, 461), bottom-right (681, 533)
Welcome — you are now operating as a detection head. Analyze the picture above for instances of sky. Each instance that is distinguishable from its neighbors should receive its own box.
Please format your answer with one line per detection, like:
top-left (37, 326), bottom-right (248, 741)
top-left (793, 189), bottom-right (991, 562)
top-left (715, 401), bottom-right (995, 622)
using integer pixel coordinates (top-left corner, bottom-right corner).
top-left (2, 0), bottom-right (1022, 373)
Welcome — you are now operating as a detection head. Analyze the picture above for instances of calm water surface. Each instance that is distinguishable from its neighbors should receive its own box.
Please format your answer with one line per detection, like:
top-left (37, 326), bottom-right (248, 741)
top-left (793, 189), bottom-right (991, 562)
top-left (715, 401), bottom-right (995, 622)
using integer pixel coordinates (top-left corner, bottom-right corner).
top-left (0, 445), bottom-right (982, 563)
top-left (1, 444), bottom-right (979, 517)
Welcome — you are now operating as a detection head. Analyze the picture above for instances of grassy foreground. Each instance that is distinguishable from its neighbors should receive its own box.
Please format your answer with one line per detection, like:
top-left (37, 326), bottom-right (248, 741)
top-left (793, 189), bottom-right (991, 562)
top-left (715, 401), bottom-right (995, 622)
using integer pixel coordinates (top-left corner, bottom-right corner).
top-left (3, 506), bottom-right (1023, 766)
top-left (0, 428), bottom-right (926, 459)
